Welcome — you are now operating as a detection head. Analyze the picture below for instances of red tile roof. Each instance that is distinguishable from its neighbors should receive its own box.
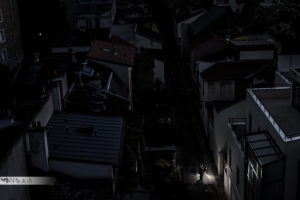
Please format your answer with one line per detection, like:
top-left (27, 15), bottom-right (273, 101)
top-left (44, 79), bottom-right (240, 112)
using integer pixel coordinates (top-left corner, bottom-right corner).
top-left (87, 40), bottom-right (135, 66)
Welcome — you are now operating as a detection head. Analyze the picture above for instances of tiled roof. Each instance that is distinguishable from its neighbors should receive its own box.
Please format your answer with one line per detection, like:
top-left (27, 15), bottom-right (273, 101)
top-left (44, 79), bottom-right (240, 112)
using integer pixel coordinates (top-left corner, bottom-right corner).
top-left (87, 40), bottom-right (135, 66)
top-left (47, 112), bottom-right (125, 165)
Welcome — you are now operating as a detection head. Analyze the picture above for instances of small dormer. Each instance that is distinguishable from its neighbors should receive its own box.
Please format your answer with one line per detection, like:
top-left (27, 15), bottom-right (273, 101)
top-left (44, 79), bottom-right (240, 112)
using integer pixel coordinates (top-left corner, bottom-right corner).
top-left (291, 67), bottom-right (300, 111)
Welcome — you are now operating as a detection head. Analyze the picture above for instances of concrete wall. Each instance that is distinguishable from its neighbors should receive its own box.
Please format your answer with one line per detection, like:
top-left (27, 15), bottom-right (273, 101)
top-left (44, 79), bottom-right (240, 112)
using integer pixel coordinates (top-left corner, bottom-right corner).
top-left (202, 80), bottom-right (235, 102)
top-left (135, 34), bottom-right (162, 51)
top-left (28, 129), bottom-right (49, 172)
top-left (246, 90), bottom-right (300, 200)
top-left (278, 55), bottom-right (300, 72)
top-left (0, 137), bottom-right (31, 200)
top-left (239, 50), bottom-right (274, 60)
top-left (212, 100), bottom-right (246, 175)
top-left (49, 160), bottom-right (113, 179)
top-left (32, 94), bottom-right (54, 127)
top-left (224, 105), bottom-right (246, 200)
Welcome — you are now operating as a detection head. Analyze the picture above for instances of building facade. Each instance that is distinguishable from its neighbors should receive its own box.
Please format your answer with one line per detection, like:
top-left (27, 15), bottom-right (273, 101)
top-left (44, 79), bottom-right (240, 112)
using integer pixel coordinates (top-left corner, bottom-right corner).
top-left (0, 0), bottom-right (23, 71)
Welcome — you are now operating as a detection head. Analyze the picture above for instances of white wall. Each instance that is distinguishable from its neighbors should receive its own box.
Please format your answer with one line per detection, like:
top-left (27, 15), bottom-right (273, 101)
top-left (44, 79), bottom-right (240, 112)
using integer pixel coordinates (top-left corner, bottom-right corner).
top-left (213, 100), bottom-right (246, 175)
top-left (224, 103), bottom-right (246, 200)
top-left (32, 94), bottom-right (54, 127)
top-left (277, 55), bottom-right (300, 72)
top-left (49, 160), bottom-right (113, 179)
top-left (246, 91), bottom-right (300, 200)
top-left (28, 129), bottom-right (49, 172)
top-left (0, 137), bottom-right (31, 200)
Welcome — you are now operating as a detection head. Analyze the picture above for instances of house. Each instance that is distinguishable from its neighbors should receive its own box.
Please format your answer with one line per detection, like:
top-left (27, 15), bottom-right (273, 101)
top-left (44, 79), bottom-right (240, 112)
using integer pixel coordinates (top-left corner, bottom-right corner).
top-left (214, 0), bottom-right (281, 12)
top-left (65, 60), bottom-right (131, 114)
top-left (0, 0), bottom-right (23, 71)
top-left (28, 112), bottom-right (125, 199)
top-left (242, 68), bottom-right (300, 199)
top-left (0, 125), bottom-right (30, 200)
top-left (109, 23), bottom-right (163, 52)
top-left (190, 34), bottom-right (226, 81)
top-left (175, 9), bottom-right (205, 57)
top-left (228, 34), bottom-right (277, 61)
top-left (87, 40), bottom-right (136, 109)
top-left (196, 60), bottom-right (275, 190)
top-left (198, 60), bottom-right (275, 133)
top-left (222, 67), bottom-right (300, 200)
top-left (177, 7), bottom-right (225, 61)
top-left (64, 0), bottom-right (117, 31)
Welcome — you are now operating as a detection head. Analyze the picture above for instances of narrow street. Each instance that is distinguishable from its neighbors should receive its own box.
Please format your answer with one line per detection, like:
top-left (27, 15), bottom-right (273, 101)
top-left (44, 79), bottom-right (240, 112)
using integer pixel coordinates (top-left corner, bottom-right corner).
top-left (150, 1), bottom-right (226, 199)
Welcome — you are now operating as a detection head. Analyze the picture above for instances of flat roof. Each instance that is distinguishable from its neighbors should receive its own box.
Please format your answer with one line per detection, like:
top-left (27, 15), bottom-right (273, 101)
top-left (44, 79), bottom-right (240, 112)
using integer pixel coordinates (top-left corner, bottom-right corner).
top-left (250, 88), bottom-right (300, 141)
top-left (47, 112), bottom-right (125, 165)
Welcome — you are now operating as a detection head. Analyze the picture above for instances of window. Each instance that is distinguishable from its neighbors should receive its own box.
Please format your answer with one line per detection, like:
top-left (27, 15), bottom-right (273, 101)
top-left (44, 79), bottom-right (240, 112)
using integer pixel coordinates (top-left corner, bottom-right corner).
top-left (1, 48), bottom-right (7, 61)
top-left (0, 8), bottom-right (3, 22)
top-left (0, 29), bottom-right (5, 43)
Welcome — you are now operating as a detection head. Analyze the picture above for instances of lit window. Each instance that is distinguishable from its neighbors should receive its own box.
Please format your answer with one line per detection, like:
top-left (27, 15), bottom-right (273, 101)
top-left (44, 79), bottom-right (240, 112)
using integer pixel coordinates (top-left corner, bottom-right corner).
top-left (0, 29), bottom-right (5, 43)
top-left (1, 48), bottom-right (7, 62)
top-left (0, 8), bottom-right (3, 22)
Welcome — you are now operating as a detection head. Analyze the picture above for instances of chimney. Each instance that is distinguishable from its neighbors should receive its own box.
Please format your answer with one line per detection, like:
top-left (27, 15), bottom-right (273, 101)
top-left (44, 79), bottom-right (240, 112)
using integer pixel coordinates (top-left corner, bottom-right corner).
top-left (52, 79), bottom-right (62, 111)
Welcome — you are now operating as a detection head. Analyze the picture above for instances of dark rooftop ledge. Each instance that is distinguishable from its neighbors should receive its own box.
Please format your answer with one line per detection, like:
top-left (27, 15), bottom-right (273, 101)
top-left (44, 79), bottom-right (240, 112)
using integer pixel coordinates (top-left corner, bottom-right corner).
top-left (248, 87), bottom-right (300, 142)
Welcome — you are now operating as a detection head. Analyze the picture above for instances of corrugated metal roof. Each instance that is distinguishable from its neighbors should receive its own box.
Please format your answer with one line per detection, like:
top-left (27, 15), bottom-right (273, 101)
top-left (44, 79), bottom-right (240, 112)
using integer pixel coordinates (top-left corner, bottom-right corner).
top-left (47, 112), bottom-right (125, 165)
top-left (246, 132), bottom-right (284, 166)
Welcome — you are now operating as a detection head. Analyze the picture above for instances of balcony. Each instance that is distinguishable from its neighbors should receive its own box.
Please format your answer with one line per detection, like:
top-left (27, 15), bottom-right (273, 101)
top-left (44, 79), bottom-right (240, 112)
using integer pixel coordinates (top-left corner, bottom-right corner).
top-left (228, 118), bottom-right (246, 152)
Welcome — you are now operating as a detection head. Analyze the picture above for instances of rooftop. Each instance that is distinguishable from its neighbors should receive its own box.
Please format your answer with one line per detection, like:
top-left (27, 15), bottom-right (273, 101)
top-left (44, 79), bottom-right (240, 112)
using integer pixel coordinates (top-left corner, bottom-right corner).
top-left (87, 40), bottom-right (136, 66)
top-left (231, 35), bottom-right (275, 46)
top-left (201, 60), bottom-right (274, 81)
top-left (189, 7), bottom-right (225, 36)
top-left (47, 112), bottom-right (125, 165)
top-left (250, 87), bottom-right (300, 141)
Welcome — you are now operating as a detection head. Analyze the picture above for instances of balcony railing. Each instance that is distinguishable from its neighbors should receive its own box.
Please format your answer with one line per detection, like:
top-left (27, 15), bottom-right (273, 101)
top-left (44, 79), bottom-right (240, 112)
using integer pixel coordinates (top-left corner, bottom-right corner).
top-left (228, 118), bottom-right (246, 152)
